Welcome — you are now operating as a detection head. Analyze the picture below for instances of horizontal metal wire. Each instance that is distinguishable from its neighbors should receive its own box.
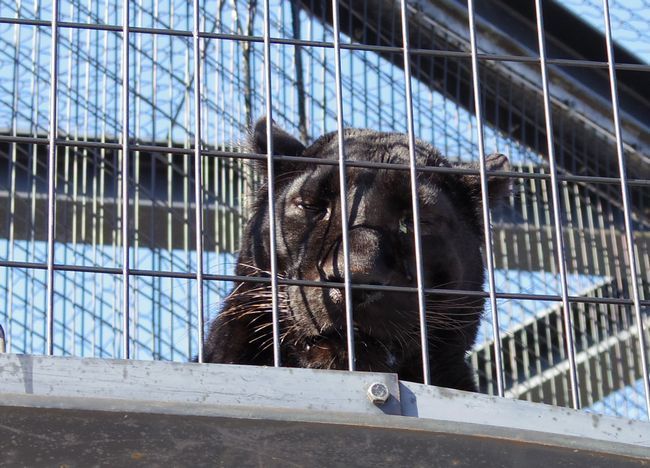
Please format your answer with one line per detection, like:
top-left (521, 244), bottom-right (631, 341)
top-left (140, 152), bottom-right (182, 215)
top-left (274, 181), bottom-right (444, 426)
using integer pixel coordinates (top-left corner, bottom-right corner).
top-left (1, 135), bottom-right (649, 187)
top-left (2, 259), bottom-right (648, 307)
top-left (1, 16), bottom-right (650, 72)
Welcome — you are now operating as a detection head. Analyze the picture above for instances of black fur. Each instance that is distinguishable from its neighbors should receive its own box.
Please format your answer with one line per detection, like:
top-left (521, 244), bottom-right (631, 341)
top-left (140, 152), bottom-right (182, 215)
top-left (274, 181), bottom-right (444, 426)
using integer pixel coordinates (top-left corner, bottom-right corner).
top-left (203, 118), bottom-right (510, 391)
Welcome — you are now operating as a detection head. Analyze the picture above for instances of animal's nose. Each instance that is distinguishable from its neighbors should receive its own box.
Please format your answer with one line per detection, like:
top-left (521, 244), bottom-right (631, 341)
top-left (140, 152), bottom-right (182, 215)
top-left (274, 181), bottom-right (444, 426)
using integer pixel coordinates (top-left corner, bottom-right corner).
top-left (321, 227), bottom-right (397, 290)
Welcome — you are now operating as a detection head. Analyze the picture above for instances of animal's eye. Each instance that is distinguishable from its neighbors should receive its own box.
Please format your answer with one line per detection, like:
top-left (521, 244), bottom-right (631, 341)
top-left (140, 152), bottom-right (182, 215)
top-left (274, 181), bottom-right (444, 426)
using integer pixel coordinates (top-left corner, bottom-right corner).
top-left (399, 214), bottom-right (436, 234)
top-left (295, 197), bottom-right (327, 214)
top-left (399, 216), bottom-right (412, 234)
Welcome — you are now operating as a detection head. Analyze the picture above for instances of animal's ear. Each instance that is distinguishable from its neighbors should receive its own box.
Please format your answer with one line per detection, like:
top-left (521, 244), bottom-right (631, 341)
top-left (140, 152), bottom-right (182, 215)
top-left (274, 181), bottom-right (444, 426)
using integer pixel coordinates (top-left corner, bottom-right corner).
top-left (461, 153), bottom-right (511, 203)
top-left (250, 117), bottom-right (306, 179)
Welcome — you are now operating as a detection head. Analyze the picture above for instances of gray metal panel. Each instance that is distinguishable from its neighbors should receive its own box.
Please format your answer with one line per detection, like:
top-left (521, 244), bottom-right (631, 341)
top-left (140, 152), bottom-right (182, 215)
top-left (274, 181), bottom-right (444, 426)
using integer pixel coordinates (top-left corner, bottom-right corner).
top-left (2, 405), bottom-right (648, 467)
top-left (399, 380), bottom-right (650, 457)
top-left (0, 353), bottom-right (402, 417)
top-left (1, 354), bottom-right (649, 462)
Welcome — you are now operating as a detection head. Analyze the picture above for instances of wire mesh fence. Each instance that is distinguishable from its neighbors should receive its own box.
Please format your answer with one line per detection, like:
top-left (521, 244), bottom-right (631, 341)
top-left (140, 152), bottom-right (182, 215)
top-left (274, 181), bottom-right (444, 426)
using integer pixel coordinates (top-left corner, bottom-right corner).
top-left (1, 0), bottom-right (649, 421)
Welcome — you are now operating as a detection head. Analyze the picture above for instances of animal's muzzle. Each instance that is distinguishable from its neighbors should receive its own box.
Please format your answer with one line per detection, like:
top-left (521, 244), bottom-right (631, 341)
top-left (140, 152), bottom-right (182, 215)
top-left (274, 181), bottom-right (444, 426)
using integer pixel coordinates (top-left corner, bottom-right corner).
top-left (319, 226), bottom-right (405, 299)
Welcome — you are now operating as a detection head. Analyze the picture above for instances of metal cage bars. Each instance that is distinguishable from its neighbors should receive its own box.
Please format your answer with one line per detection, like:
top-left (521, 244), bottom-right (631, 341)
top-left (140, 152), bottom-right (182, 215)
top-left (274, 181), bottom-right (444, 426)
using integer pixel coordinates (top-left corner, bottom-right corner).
top-left (1, 136), bottom-right (648, 187)
top-left (466, 0), bottom-right (505, 397)
top-left (120, 0), bottom-right (131, 359)
top-left (1, 0), bottom-right (648, 419)
top-left (601, 0), bottom-right (650, 416)
top-left (263, 0), bottom-right (282, 367)
top-left (0, 11), bottom-right (649, 65)
top-left (331, 0), bottom-right (356, 371)
top-left (533, 0), bottom-right (581, 410)
top-left (192, 0), bottom-right (206, 363)
top-left (2, 257), bottom-right (650, 306)
top-left (399, 0), bottom-right (431, 385)
top-left (44, 0), bottom-right (209, 361)
top-left (45, 0), bottom-right (59, 356)
top-left (3, 15), bottom-right (650, 73)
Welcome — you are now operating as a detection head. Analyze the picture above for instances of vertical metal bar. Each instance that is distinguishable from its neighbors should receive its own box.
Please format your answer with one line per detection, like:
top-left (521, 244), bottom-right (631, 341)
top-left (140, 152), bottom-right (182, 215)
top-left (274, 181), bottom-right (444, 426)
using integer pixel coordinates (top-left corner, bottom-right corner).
top-left (46, 0), bottom-right (60, 356)
top-left (399, 0), bottom-right (430, 385)
top-left (133, 0), bottom-right (143, 359)
top-left (601, 0), bottom-right (650, 419)
top-left (184, 30), bottom-right (192, 359)
top-left (80, 3), bottom-right (92, 356)
top-left (100, 0), bottom-right (110, 357)
top-left (62, 4), bottom-right (74, 354)
top-left (262, 0), bottom-right (281, 367)
top-left (533, 0), bottom-right (580, 409)
top-left (193, 0), bottom-right (206, 363)
top-left (8, 6), bottom-right (22, 354)
top-left (467, 0), bottom-right (504, 396)
top-left (331, 0), bottom-right (356, 371)
top-left (121, 0), bottom-right (131, 359)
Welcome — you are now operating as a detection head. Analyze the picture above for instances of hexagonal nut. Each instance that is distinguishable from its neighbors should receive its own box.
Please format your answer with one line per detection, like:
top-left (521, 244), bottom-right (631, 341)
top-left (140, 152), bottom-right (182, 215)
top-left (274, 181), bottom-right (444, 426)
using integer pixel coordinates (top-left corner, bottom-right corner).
top-left (367, 382), bottom-right (390, 405)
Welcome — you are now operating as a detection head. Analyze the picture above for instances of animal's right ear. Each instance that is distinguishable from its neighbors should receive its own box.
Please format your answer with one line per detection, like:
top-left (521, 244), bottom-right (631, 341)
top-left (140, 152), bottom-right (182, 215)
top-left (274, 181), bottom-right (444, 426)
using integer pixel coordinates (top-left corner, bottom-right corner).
top-left (250, 117), bottom-right (306, 180)
top-left (460, 153), bottom-right (511, 204)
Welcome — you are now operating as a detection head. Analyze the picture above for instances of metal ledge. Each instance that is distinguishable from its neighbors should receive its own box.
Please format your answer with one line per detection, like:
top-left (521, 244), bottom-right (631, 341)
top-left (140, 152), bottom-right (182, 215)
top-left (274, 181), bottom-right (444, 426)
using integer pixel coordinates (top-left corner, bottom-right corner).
top-left (1, 354), bottom-right (649, 465)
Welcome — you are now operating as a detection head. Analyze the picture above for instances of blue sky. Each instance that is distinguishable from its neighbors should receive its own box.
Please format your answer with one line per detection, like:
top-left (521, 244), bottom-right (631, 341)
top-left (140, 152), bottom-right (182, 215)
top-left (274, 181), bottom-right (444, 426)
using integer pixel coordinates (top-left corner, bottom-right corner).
top-left (563, 0), bottom-right (650, 63)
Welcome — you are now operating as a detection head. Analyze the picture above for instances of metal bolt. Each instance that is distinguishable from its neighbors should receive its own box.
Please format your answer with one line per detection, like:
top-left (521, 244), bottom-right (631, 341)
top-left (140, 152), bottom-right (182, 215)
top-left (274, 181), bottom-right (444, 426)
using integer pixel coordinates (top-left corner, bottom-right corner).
top-left (367, 382), bottom-right (390, 405)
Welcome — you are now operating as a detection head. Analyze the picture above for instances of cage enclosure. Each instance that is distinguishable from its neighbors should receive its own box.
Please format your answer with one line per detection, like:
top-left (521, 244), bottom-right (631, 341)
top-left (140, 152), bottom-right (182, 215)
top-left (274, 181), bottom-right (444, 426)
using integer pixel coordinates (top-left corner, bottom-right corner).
top-left (1, 0), bottom-right (649, 465)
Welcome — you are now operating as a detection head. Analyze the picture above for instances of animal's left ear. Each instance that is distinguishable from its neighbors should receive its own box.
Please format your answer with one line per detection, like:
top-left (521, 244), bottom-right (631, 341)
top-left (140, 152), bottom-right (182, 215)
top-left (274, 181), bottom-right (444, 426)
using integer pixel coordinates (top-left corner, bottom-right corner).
top-left (461, 153), bottom-right (511, 203)
top-left (250, 117), bottom-right (306, 181)
top-left (251, 117), bottom-right (306, 158)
